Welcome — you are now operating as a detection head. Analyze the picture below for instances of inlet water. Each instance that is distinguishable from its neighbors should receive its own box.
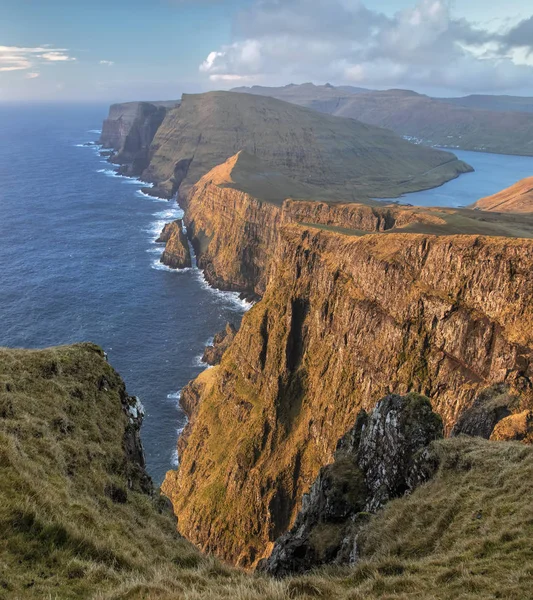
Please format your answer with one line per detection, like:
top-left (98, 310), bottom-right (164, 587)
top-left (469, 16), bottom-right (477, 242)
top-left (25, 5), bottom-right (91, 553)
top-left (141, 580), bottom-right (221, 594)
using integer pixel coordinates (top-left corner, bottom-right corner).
top-left (394, 148), bottom-right (533, 207)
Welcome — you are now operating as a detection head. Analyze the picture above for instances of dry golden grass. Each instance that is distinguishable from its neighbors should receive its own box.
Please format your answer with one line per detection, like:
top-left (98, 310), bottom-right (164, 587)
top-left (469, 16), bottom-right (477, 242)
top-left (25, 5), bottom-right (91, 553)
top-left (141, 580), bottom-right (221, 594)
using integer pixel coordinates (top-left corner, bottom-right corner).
top-left (1, 344), bottom-right (532, 599)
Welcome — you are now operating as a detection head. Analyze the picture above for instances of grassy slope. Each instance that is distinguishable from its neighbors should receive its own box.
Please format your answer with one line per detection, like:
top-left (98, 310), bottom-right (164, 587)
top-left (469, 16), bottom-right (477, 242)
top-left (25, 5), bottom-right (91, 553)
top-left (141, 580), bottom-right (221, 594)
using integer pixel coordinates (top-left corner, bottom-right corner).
top-left (1, 344), bottom-right (532, 599)
top-left (232, 85), bottom-right (533, 156)
top-left (143, 91), bottom-right (470, 201)
top-left (473, 177), bottom-right (533, 213)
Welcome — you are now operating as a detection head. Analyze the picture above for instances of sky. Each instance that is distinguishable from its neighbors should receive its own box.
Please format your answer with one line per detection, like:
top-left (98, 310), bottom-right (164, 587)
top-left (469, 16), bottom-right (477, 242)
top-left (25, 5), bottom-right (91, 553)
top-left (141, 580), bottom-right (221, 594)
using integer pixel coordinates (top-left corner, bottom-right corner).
top-left (1, 0), bottom-right (533, 102)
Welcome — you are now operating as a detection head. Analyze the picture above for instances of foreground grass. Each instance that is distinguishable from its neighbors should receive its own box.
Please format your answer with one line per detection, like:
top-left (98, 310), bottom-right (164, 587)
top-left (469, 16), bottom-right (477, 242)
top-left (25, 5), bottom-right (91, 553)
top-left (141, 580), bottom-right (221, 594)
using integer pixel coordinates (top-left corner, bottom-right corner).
top-left (1, 344), bottom-right (531, 599)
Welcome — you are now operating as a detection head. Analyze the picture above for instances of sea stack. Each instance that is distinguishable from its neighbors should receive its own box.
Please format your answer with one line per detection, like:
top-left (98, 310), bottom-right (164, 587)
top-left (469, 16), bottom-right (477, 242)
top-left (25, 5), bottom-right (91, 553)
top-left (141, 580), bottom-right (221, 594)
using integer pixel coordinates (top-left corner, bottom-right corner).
top-left (159, 219), bottom-right (192, 269)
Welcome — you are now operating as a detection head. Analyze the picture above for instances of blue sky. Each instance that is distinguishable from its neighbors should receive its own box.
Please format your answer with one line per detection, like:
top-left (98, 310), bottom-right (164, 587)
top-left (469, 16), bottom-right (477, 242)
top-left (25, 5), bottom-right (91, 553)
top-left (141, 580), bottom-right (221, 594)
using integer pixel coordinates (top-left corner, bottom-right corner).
top-left (1, 0), bottom-right (533, 102)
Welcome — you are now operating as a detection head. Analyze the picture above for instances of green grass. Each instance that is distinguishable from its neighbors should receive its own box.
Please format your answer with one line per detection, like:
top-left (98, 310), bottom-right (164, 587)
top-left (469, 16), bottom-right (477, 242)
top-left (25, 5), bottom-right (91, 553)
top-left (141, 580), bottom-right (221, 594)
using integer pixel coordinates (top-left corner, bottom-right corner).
top-left (1, 344), bottom-right (532, 599)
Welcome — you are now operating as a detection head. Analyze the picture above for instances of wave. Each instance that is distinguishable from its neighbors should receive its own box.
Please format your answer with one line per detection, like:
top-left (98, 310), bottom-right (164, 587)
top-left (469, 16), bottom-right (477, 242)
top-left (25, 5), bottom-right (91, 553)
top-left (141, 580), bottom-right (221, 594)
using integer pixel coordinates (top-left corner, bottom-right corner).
top-left (151, 259), bottom-right (194, 273)
top-left (88, 129), bottom-right (102, 134)
top-left (194, 268), bottom-right (254, 312)
top-left (144, 219), bottom-right (169, 241)
top-left (135, 189), bottom-right (168, 202)
top-left (193, 354), bottom-right (211, 368)
top-left (97, 168), bottom-right (122, 178)
top-left (146, 247), bottom-right (163, 254)
top-left (153, 207), bottom-right (184, 220)
top-left (167, 390), bottom-right (181, 402)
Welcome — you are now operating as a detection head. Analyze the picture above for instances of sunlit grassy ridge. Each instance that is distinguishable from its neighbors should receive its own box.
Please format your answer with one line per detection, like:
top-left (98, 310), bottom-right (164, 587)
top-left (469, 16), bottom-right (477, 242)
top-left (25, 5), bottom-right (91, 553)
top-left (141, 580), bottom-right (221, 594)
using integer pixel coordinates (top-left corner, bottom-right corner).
top-left (1, 343), bottom-right (532, 599)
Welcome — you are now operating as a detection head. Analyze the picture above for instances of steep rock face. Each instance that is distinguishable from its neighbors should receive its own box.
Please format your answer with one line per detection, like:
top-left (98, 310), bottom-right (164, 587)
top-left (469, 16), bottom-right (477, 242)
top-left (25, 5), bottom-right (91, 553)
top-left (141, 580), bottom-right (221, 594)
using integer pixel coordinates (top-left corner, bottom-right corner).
top-left (263, 393), bottom-right (443, 576)
top-left (100, 101), bottom-right (178, 177)
top-left (162, 226), bottom-right (533, 568)
top-left (202, 323), bottom-right (238, 366)
top-left (184, 153), bottom-right (457, 297)
top-left (159, 220), bottom-right (192, 270)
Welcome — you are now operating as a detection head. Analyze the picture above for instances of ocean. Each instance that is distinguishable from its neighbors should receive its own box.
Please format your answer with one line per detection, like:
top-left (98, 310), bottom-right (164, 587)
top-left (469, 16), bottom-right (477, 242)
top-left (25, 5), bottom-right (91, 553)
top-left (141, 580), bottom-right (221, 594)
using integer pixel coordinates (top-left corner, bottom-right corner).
top-left (1, 105), bottom-right (532, 484)
top-left (0, 105), bottom-right (249, 485)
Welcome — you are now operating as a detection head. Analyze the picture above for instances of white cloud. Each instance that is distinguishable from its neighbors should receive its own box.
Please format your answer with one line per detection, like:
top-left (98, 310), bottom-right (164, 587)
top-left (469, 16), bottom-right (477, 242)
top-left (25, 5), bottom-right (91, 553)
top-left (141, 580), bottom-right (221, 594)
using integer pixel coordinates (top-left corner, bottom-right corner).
top-left (0, 45), bottom-right (76, 74)
top-left (40, 51), bottom-right (75, 62)
top-left (99, 60), bottom-right (115, 66)
top-left (25, 72), bottom-right (40, 79)
top-left (199, 0), bottom-right (533, 94)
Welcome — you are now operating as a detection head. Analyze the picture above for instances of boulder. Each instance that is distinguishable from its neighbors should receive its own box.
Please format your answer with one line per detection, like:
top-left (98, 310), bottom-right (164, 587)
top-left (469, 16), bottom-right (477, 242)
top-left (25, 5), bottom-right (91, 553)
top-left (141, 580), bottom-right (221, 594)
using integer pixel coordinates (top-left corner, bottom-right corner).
top-left (451, 384), bottom-right (516, 439)
top-left (490, 410), bottom-right (533, 443)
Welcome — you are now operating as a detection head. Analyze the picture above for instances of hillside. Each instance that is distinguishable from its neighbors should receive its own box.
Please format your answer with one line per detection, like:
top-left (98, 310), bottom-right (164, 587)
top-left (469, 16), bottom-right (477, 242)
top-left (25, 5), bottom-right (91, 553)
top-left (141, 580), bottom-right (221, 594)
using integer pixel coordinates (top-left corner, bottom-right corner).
top-left (3, 344), bottom-right (533, 599)
top-left (232, 84), bottom-right (533, 156)
top-left (473, 177), bottom-right (533, 213)
top-left (137, 91), bottom-right (470, 201)
top-left (440, 94), bottom-right (533, 113)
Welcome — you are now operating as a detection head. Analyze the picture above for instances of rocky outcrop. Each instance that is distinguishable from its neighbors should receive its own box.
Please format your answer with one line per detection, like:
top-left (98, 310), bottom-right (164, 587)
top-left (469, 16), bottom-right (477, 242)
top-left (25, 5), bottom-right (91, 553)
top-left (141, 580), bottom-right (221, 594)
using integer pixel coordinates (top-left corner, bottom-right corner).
top-left (473, 177), bottom-right (533, 213)
top-left (202, 323), bottom-right (238, 366)
top-left (162, 225), bottom-right (533, 568)
top-left (491, 410), bottom-right (533, 443)
top-left (262, 393), bottom-right (443, 576)
top-left (159, 220), bottom-right (192, 270)
top-left (100, 101), bottom-right (179, 177)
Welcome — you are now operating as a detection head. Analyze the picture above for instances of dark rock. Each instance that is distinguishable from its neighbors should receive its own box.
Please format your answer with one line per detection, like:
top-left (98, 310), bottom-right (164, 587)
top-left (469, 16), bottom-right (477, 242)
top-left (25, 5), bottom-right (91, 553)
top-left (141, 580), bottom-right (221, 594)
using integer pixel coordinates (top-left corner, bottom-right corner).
top-left (262, 393), bottom-right (443, 576)
top-left (202, 323), bottom-right (238, 365)
top-left (451, 384), bottom-right (516, 439)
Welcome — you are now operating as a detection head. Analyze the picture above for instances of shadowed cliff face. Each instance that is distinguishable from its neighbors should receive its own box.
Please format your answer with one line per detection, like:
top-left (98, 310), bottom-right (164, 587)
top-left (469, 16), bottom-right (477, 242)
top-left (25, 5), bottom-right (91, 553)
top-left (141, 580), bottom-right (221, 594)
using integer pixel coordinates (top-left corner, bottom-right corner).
top-left (163, 222), bottom-right (533, 568)
top-left (100, 101), bottom-right (179, 177)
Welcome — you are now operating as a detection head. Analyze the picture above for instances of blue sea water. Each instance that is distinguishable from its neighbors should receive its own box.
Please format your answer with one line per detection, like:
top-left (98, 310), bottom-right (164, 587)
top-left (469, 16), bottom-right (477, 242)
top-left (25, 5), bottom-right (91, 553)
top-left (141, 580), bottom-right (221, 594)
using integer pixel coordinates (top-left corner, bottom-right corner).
top-left (395, 148), bottom-right (533, 207)
top-left (0, 105), bottom-right (249, 485)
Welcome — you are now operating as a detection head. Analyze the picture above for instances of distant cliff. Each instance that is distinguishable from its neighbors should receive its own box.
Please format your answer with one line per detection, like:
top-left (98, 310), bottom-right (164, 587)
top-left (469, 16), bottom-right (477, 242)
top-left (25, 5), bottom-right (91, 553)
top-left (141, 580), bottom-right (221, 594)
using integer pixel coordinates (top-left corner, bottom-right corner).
top-left (100, 100), bottom-right (179, 176)
top-left (136, 91), bottom-right (471, 201)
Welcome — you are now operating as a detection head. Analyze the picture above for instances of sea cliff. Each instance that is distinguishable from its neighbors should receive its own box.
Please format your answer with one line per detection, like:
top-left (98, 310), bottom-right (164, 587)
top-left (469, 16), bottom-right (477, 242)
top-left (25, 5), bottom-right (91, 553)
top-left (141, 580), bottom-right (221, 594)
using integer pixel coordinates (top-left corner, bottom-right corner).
top-left (163, 215), bottom-right (533, 566)
top-left (99, 94), bottom-right (533, 572)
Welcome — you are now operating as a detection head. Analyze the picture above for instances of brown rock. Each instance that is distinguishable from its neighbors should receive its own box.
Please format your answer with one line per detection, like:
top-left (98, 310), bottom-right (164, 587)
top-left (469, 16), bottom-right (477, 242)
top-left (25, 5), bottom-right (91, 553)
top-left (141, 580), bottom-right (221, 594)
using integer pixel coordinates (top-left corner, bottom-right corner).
top-left (163, 223), bottom-right (533, 568)
top-left (159, 220), bottom-right (192, 270)
top-left (202, 323), bottom-right (238, 366)
top-left (491, 410), bottom-right (533, 443)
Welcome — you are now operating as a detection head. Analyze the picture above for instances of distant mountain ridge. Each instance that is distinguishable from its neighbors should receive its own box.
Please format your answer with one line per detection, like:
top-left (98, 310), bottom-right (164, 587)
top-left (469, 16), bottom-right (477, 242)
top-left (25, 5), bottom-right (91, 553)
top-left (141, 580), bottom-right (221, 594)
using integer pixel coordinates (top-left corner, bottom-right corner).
top-left (232, 83), bottom-right (533, 156)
